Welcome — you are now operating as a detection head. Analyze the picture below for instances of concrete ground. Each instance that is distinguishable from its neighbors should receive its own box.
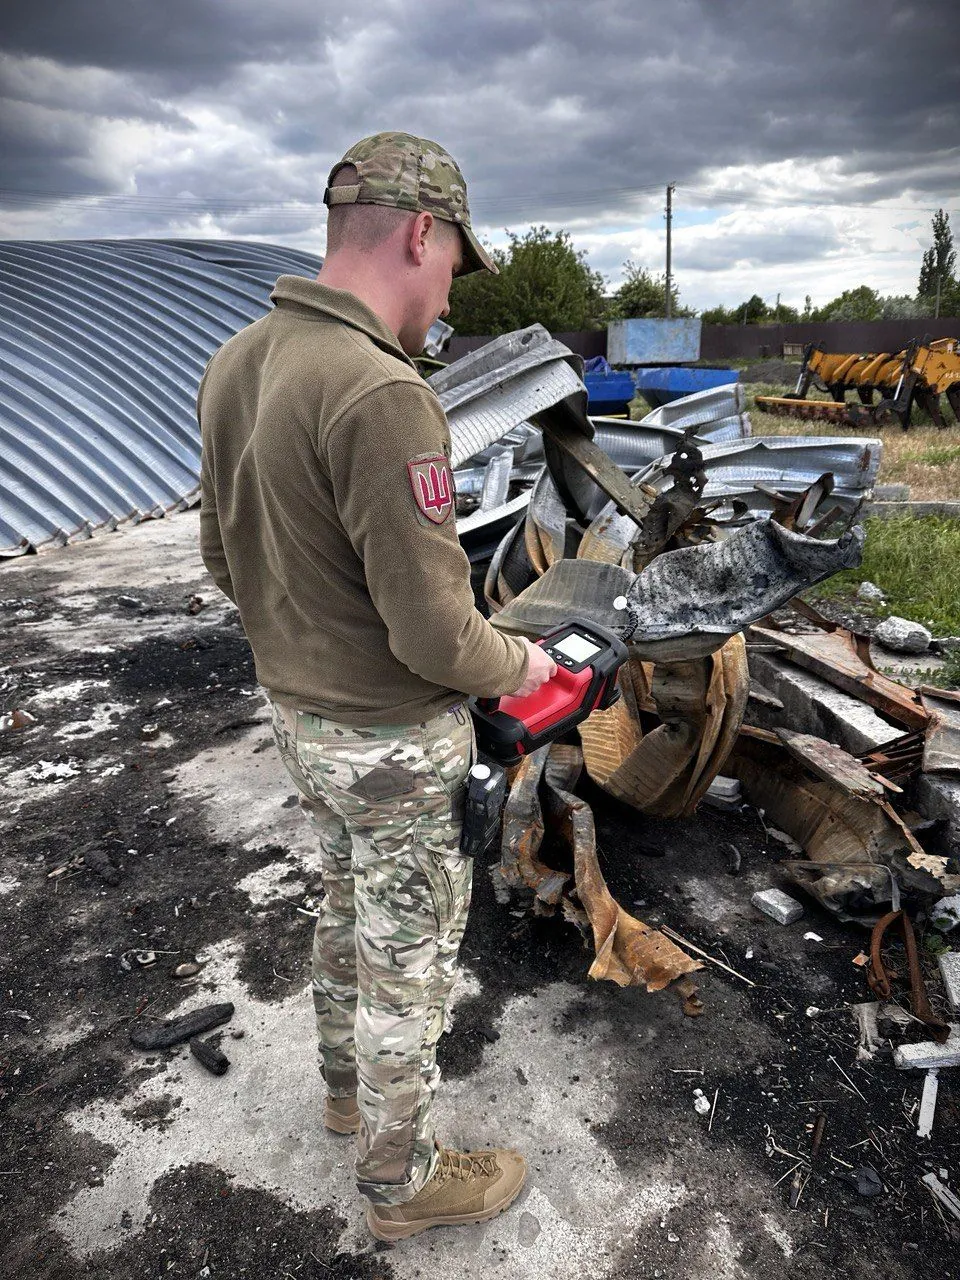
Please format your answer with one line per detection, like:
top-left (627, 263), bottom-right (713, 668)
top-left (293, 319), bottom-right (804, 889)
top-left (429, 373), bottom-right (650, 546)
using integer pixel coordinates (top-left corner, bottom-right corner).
top-left (1, 512), bottom-right (957, 1280)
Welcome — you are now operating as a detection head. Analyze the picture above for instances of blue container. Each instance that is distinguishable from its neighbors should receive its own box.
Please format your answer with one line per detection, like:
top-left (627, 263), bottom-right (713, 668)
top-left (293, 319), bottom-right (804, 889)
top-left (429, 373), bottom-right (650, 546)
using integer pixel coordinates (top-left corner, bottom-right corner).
top-left (607, 318), bottom-right (702, 364)
top-left (633, 366), bottom-right (739, 409)
top-left (583, 369), bottom-right (637, 415)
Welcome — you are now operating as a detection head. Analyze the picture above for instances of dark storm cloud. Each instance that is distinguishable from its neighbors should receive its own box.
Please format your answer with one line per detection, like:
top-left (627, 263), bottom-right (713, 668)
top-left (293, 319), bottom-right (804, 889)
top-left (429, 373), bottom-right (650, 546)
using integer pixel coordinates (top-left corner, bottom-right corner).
top-left (0, 0), bottom-right (956, 278)
top-left (677, 225), bottom-right (848, 273)
top-left (1, 0), bottom-right (331, 85)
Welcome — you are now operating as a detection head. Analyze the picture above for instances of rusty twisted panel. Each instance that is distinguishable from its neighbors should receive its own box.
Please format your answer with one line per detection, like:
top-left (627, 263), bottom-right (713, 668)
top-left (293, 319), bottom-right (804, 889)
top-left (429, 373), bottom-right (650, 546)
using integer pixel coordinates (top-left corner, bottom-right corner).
top-left (498, 742), bottom-right (702, 1010)
top-left (579, 635), bottom-right (749, 818)
top-left (729, 732), bottom-right (959, 922)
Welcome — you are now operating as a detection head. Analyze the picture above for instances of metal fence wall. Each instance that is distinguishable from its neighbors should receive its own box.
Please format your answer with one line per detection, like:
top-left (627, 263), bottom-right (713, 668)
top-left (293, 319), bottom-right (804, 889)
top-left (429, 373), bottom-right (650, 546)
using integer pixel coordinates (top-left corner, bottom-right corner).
top-left (699, 317), bottom-right (960, 361)
top-left (448, 318), bottom-right (960, 365)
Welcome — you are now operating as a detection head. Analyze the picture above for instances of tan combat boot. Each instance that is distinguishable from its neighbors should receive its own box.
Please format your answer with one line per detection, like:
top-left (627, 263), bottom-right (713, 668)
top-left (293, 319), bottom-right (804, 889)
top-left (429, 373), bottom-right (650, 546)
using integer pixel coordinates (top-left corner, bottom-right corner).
top-left (366, 1146), bottom-right (527, 1241)
top-left (324, 1094), bottom-right (360, 1134)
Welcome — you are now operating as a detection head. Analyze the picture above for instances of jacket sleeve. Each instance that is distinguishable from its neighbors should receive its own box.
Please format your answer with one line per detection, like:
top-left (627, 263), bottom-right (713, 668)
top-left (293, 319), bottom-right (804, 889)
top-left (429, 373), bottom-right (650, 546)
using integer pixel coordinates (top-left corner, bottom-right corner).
top-left (196, 367), bottom-right (237, 603)
top-left (325, 379), bottom-right (529, 698)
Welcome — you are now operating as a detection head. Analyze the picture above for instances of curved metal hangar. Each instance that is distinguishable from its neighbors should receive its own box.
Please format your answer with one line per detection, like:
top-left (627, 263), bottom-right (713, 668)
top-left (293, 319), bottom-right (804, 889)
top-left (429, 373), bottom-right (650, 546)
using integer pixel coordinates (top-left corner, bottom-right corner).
top-left (0, 238), bottom-right (326, 558)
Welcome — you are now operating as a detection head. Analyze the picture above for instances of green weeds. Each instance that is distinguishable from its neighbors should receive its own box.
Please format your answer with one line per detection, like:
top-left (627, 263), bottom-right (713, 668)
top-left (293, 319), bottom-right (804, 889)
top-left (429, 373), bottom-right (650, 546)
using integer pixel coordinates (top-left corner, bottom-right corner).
top-left (813, 515), bottom-right (960, 635)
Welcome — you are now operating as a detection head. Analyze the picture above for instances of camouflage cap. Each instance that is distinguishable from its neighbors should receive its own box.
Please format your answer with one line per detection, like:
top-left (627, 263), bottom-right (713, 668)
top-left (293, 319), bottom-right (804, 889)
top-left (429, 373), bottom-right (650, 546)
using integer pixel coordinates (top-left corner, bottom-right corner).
top-left (324, 131), bottom-right (497, 276)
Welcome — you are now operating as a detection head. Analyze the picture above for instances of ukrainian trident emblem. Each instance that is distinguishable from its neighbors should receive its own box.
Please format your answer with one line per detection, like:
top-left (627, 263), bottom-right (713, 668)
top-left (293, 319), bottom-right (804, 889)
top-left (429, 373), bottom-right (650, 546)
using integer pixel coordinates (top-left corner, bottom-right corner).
top-left (407, 455), bottom-right (454, 524)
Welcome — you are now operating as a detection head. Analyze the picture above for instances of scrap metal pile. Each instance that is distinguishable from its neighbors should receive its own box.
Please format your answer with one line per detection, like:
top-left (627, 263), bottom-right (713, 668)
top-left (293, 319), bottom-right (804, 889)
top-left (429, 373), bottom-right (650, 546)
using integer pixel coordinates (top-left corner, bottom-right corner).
top-left (757, 337), bottom-right (960, 430)
top-left (433, 327), bottom-right (957, 1014)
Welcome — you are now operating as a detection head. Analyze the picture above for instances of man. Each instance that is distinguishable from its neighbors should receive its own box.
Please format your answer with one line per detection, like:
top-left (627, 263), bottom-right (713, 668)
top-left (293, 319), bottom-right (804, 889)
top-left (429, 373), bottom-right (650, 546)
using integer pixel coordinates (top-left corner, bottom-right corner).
top-left (197, 131), bottom-right (555, 1241)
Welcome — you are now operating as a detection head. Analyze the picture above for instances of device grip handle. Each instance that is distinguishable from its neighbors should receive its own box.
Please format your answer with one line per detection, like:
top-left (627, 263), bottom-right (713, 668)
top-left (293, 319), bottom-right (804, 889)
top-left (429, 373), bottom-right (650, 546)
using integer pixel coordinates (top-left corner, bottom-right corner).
top-left (476, 697), bottom-right (500, 713)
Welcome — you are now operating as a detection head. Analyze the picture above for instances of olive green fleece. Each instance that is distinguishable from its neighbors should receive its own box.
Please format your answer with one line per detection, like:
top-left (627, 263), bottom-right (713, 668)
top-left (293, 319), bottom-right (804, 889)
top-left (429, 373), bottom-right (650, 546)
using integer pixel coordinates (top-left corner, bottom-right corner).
top-left (197, 275), bottom-right (528, 726)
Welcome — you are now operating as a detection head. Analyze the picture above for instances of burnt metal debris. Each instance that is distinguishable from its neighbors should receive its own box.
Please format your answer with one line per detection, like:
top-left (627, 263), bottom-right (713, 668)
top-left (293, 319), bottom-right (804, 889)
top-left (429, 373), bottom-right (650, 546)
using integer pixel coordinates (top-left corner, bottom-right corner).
top-left (436, 327), bottom-right (960, 1031)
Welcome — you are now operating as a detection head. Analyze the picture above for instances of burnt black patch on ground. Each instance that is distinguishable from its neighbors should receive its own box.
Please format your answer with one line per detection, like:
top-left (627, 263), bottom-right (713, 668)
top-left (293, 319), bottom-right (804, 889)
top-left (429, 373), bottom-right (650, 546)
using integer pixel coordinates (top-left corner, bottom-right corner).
top-left (10, 1164), bottom-right (393, 1280)
top-left (443, 768), bottom-right (959, 1274)
top-left (3, 548), bottom-right (958, 1277)
top-left (0, 614), bottom-right (320, 1274)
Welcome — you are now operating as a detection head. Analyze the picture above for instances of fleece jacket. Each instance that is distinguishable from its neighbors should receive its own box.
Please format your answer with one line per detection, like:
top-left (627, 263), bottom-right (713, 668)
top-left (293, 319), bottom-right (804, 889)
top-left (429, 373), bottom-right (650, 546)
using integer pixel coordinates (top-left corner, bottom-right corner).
top-left (198, 274), bottom-right (528, 726)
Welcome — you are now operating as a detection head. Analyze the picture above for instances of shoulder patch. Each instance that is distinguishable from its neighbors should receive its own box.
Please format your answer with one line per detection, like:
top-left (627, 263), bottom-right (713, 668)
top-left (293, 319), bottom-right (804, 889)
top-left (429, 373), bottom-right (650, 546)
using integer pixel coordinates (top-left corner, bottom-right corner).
top-left (407, 454), bottom-right (454, 525)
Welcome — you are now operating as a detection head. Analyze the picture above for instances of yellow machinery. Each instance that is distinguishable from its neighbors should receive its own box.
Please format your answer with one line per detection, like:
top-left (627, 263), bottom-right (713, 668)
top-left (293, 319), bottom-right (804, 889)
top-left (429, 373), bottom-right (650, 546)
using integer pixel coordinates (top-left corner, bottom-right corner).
top-left (757, 338), bottom-right (960, 429)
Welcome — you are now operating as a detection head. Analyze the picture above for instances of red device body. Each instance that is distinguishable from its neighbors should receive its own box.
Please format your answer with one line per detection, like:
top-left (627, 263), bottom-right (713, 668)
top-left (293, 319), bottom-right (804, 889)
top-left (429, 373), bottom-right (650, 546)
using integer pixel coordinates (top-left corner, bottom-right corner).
top-left (495, 664), bottom-right (596, 734)
top-left (470, 618), bottom-right (628, 765)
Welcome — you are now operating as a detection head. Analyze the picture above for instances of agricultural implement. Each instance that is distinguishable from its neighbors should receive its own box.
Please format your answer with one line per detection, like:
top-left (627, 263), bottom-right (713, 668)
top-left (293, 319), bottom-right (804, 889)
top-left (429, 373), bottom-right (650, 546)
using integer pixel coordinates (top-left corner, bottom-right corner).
top-left (756, 338), bottom-right (960, 430)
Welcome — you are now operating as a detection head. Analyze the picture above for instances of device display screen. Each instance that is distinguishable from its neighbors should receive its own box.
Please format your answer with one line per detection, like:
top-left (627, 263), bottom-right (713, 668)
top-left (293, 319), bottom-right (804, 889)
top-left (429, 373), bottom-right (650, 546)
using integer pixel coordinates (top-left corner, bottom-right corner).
top-left (553, 633), bottom-right (602, 663)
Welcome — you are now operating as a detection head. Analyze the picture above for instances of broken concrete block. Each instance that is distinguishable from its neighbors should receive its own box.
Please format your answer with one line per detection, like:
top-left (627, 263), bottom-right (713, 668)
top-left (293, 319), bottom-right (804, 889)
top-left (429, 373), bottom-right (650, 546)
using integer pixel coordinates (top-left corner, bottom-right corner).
top-left (893, 1025), bottom-right (960, 1070)
top-left (915, 774), bottom-right (960, 860)
top-left (708, 776), bottom-right (741, 800)
top-left (857, 581), bottom-right (885, 603)
top-left (931, 896), bottom-right (960, 932)
top-left (745, 650), bottom-right (902, 755)
top-left (874, 615), bottom-right (931, 655)
top-left (939, 952), bottom-right (960, 1014)
top-left (751, 888), bottom-right (804, 925)
top-left (703, 775), bottom-right (742, 811)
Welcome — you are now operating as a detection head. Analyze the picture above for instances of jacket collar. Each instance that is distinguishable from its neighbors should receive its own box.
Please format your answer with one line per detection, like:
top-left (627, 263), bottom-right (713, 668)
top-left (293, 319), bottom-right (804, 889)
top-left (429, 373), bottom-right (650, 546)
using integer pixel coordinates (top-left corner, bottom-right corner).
top-left (270, 275), bottom-right (415, 368)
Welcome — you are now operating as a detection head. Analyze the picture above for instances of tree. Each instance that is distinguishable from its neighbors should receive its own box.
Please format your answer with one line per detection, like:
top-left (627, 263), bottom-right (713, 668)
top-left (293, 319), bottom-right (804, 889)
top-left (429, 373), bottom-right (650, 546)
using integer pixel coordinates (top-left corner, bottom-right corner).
top-left (810, 285), bottom-right (882, 322)
top-left (917, 209), bottom-right (957, 304)
top-left (447, 226), bottom-right (606, 335)
top-left (880, 294), bottom-right (924, 320)
top-left (604, 261), bottom-right (690, 320)
top-left (735, 294), bottom-right (770, 324)
top-left (700, 303), bottom-right (735, 325)
top-left (771, 300), bottom-right (800, 323)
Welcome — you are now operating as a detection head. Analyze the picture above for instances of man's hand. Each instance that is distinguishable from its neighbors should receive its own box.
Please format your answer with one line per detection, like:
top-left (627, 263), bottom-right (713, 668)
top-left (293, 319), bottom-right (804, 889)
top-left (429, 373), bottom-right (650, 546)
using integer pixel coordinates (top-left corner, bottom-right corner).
top-left (508, 638), bottom-right (557, 698)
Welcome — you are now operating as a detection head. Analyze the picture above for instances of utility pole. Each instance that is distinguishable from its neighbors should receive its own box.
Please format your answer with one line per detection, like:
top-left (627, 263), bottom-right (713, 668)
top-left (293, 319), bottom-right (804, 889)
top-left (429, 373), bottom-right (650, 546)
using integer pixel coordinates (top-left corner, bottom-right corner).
top-left (664, 183), bottom-right (675, 320)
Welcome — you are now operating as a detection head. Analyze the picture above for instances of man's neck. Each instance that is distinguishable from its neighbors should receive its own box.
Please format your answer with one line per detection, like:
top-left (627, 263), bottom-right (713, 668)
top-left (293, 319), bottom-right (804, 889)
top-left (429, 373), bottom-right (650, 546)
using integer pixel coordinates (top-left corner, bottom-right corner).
top-left (317, 259), bottom-right (406, 345)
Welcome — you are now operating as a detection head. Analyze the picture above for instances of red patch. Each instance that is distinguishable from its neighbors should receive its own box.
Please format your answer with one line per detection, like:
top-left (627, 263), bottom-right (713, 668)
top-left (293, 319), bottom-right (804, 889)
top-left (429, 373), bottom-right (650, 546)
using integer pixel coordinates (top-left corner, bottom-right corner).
top-left (407, 455), bottom-right (454, 524)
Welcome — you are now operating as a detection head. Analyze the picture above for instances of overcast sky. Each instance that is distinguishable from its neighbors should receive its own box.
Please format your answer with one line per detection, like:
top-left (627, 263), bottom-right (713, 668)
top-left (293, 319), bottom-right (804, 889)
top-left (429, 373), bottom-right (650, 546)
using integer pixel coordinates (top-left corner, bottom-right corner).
top-left (1, 0), bottom-right (957, 310)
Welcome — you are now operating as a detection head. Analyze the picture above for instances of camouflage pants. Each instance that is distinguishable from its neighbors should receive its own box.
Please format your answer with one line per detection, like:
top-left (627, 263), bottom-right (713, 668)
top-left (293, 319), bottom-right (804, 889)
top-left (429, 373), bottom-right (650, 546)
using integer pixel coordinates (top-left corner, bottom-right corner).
top-left (271, 701), bottom-right (474, 1205)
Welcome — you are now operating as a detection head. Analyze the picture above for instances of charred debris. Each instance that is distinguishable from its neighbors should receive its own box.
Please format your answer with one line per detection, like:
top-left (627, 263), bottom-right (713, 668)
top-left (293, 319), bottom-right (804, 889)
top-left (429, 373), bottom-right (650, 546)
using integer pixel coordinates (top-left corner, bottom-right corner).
top-left (435, 326), bottom-right (960, 1099)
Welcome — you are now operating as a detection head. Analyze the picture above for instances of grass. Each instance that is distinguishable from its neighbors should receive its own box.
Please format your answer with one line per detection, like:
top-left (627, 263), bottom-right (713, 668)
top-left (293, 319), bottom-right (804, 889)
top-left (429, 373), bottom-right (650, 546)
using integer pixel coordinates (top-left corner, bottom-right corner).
top-left (814, 514), bottom-right (960, 634)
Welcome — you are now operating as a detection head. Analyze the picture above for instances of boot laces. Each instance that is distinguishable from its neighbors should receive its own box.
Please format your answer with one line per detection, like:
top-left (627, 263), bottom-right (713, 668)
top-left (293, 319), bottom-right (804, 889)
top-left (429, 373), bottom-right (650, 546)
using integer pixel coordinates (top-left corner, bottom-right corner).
top-left (436, 1148), bottom-right (499, 1182)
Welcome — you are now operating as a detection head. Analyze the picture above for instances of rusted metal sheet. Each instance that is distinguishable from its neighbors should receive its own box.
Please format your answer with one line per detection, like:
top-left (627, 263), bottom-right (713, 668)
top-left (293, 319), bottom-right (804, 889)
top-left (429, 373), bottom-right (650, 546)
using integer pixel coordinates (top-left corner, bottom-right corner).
top-left (730, 732), bottom-right (958, 922)
top-left (867, 910), bottom-right (951, 1042)
top-left (538, 414), bottom-right (663, 527)
top-left (497, 742), bottom-right (703, 1010)
top-left (579, 635), bottom-right (749, 818)
top-left (525, 468), bottom-right (570, 570)
top-left (750, 624), bottom-right (928, 732)
top-left (775, 729), bottom-right (886, 799)
top-left (499, 747), bottom-right (570, 912)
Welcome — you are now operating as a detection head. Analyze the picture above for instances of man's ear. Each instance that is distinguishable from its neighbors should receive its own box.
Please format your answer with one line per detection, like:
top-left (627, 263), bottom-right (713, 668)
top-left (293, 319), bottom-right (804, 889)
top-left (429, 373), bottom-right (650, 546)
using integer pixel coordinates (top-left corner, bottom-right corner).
top-left (408, 211), bottom-right (433, 266)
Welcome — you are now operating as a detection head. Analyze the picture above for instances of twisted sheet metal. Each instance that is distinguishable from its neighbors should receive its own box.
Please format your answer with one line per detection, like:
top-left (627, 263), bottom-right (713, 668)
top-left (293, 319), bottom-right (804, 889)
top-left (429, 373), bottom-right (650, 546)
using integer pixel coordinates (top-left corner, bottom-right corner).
top-left (0, 238), bottom-right (325, 556)
top-left (688, 435), bottom-right (882, 511)
top-left (633, 382), bottom-right (746, 428)
top-left (490, 520), bottom-right (865, 661)
top-left (590, 414), bottom-right (750, 472)
top-left (428, 324), bottom-right (589, 468)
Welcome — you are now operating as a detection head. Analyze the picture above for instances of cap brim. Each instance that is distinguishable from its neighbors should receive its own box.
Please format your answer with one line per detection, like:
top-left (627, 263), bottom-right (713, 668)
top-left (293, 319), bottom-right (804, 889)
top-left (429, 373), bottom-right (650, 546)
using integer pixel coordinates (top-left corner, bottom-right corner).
top-left (458, 223), bottom-right (498, 276)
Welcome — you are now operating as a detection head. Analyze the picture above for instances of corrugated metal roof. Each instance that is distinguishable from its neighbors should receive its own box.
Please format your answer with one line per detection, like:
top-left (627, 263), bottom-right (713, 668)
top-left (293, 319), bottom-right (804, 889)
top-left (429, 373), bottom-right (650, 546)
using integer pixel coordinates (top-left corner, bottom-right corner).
top-left (0, 238), bottom-right (324, 556)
